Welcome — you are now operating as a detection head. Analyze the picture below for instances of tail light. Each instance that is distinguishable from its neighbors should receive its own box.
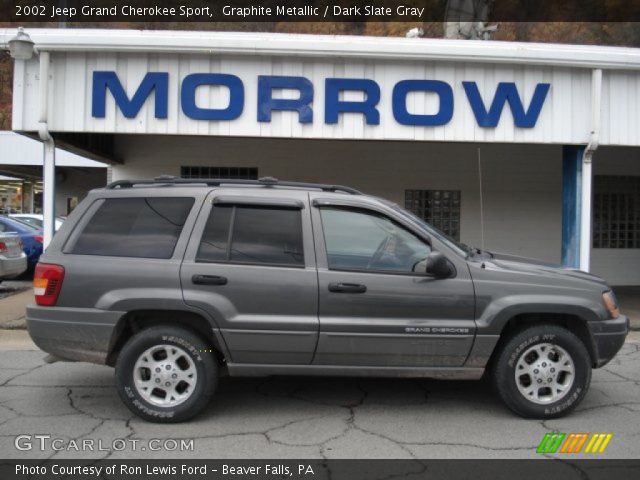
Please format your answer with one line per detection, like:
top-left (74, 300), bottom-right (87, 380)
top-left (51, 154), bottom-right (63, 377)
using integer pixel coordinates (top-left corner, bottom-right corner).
top-left (0, 241), bottom-right (6, 253)
top-left (33, 235), bottom-right (44, 244)
top-left (34, 263), bottom-right (65, 306)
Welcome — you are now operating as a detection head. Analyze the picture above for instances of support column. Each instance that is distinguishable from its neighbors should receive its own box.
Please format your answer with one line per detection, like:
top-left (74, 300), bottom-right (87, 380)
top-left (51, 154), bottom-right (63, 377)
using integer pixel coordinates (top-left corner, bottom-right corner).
top-left (38, 50), bottom-right (56, 249)
top-left (579, 151), bottom-right (593, 272)
top-left (42, 139), bottom-right (56, 248)
top-left (561, 146), bottom-right (584, 268)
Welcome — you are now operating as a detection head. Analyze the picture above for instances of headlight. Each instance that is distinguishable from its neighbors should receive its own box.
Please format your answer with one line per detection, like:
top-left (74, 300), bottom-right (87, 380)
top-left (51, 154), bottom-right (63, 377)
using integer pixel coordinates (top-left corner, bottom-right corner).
top-left (602, 291), bottom-right (620, 319)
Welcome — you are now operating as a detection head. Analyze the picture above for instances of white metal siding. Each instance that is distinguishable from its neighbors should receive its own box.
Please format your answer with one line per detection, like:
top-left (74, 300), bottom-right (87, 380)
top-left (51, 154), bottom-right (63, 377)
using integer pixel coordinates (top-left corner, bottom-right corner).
top-left (600, 71), bottom-right (640, 146)
top-left (13, 51), bottom-right (612, 145)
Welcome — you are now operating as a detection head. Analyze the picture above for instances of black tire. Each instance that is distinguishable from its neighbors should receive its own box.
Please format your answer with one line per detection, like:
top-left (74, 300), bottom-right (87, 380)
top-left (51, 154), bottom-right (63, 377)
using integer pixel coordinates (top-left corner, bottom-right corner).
top-left (115, 325), bottom-right (217, 423)
top-left (491, 325), bottom-right (591, 419)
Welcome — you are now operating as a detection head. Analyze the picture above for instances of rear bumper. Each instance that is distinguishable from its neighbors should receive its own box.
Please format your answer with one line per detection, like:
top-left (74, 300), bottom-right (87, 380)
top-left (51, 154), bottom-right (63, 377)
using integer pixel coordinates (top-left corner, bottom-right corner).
top-left (0, 254), bottom-right (28, 279)
top-left (26, 305), bottom-right (124, 364)
top-left (588, 314), bottom-right (629, 368)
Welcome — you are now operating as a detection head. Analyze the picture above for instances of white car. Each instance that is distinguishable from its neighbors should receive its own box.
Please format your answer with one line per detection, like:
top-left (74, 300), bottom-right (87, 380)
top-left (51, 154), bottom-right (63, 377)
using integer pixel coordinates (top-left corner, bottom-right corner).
top-left (0, 233), bottom-right (27, 282)
top-left (9, 214), bottom-right (64, 231)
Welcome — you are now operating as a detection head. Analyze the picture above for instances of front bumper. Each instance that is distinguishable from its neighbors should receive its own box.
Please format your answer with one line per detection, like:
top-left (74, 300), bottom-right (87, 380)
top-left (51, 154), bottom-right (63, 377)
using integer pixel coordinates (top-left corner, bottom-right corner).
top-left (0, 254), bottom-right (28, 279)
top-left (26, 305), bottom-right (124, 364)
top-left (588, 314), bottom-right (629, 368)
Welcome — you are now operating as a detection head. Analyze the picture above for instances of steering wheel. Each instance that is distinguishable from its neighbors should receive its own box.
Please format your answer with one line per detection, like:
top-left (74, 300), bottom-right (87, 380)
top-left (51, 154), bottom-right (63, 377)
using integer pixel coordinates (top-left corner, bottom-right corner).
top-left (367, 237), bottom-right (390, 269)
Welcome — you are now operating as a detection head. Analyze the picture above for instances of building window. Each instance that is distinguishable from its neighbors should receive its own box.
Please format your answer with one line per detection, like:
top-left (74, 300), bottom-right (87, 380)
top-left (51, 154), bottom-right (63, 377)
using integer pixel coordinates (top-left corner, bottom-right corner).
top-left (180, 166), bottom-right (258, 180)
top-left (405, 190), bottom-right (461, 241)
top-left (593, 175), bottom-right (640, 249)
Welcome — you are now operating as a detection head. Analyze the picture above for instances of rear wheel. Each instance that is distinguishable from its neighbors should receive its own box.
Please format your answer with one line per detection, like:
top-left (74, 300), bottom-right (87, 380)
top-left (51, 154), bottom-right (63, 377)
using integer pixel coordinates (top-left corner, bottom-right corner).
top-left (115, 325), bottom-right (217, 422)
top-left (491, 325), bottom-right (591, 418)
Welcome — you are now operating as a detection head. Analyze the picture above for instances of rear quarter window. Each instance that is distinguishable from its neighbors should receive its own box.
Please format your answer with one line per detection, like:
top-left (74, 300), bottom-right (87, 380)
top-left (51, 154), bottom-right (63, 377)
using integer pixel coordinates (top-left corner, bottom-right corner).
top-left (70, 197), bottom-right (194, 258)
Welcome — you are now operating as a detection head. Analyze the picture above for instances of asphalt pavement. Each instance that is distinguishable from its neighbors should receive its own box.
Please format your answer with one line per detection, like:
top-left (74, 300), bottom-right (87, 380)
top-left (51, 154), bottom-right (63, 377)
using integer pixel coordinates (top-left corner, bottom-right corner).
top-left (0, 331), bottom-right (639, 460)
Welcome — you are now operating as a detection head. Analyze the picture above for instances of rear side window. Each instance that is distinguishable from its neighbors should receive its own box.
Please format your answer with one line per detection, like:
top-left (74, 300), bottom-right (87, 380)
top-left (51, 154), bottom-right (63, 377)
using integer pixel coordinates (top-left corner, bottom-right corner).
top-left (197, 205), bottom-right (304, 267)
top-left (71, 197), bottom-right (194, 258)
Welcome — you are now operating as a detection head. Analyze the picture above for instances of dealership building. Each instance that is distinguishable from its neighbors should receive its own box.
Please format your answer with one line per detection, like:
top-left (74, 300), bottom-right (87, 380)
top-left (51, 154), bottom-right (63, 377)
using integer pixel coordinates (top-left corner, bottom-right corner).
top-left (2, 28), bottom-right (640, 285)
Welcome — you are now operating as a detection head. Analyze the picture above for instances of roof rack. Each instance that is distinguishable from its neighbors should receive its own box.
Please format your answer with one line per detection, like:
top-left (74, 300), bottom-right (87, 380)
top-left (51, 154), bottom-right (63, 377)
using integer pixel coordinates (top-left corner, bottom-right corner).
top-left (105, 175), bottom-right (362, 195)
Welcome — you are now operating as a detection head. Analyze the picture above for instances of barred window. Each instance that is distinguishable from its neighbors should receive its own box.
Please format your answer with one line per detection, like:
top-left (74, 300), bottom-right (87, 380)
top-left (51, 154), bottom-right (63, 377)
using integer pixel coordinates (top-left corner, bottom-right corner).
top-left (180, 166), bottom-right (258, 180)
top-left (405, 190), bottom-right (461, 241)
top-left (593, 175), bottom-right (640, 249)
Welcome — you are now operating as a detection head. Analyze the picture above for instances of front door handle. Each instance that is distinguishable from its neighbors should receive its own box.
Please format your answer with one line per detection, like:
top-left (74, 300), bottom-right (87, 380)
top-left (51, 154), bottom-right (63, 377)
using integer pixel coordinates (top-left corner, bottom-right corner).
top-left (328, 282), bottom-right (367, 294)
top-left (192, 274), bottom-right (228, 286)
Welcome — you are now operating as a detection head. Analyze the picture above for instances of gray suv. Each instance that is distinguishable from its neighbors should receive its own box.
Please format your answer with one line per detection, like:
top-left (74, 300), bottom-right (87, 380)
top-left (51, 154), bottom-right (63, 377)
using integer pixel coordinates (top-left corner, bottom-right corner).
top-left (27, 177), bottom-right (629, 422)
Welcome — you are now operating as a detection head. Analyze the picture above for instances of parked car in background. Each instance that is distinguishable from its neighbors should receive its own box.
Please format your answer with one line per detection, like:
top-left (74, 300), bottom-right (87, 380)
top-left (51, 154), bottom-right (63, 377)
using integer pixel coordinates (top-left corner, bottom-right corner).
top-left (9, 214), bottom-right (65, 231)
top-left (0, 216), bottom-right (43, 268)
top-left (0, 233), bottom-right (27, 283)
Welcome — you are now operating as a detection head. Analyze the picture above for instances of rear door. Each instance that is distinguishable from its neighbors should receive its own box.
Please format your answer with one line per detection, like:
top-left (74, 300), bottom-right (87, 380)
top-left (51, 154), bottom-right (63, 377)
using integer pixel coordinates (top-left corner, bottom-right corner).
top-left (310, 195), bottom-right (476, 367)
top-left (181, 189), bottom-right (319, 365)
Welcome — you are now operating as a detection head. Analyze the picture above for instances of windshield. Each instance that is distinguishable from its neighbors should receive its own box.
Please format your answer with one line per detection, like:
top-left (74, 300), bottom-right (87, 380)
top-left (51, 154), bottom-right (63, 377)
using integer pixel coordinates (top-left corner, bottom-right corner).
top-left (381, 200), bottom-right (469, 258)
top-left (14, 216), bottom-right (42, 228)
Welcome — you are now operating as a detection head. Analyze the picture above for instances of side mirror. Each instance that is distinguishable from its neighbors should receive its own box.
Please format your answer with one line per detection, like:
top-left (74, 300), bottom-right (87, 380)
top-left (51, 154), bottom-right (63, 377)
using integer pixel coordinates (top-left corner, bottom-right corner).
top-left (423, 251), bottom-right (454, 278)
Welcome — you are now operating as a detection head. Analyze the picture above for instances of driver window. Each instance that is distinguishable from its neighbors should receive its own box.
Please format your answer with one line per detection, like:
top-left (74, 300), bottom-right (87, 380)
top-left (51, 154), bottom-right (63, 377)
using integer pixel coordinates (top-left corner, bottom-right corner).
top-left (319, 206), bottom-right (431, 274)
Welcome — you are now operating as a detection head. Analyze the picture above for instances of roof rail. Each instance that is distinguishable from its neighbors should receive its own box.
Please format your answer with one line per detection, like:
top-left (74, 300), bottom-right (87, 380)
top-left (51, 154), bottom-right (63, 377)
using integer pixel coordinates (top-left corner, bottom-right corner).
top-left (105, 176), bottom-right (362, 195)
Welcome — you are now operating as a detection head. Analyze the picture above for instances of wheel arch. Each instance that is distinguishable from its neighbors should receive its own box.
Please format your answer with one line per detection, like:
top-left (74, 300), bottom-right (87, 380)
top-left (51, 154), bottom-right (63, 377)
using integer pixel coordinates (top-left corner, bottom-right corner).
top-left (106, 309), bottom-right (228, 367)
top-left (487, 312), bottom-right (597, 369)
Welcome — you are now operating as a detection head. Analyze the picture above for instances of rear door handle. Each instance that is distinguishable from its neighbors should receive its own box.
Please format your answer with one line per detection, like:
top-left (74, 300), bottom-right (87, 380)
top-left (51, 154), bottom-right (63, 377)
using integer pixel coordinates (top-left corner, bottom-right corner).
top-left (192, 274), bottom-right (228, 286)
top-left (328, 282), bottom-right (367, 294)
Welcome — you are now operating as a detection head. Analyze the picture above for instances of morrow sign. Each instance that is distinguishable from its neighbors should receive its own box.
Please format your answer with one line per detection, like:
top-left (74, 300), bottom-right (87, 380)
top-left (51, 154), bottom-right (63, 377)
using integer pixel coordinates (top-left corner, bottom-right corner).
top-left (92, 71), bottom-right (551, 128)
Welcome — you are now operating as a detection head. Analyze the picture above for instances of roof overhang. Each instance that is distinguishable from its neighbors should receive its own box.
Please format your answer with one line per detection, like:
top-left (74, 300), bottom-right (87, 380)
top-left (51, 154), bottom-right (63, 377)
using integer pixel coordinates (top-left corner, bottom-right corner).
top-left (2, 28), bottom-right (640, 70)
top-left (0, 131), bottom-right (111, 167)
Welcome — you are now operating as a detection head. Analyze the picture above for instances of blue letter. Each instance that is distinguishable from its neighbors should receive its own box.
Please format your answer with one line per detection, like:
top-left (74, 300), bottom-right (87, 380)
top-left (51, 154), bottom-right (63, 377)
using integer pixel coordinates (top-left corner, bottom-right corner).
top-left (392, 80), bottom-right (453, 126)
top-left (463, 81), bottom-right (550, 128)
top-left (325, 79), bottom-right (380, 125)
top-left (181, 73), bottom-right (244, 121)
top-left (92, 71), bottom-right (168, 119)
top-left (257, 76), bottom-right (313, 123)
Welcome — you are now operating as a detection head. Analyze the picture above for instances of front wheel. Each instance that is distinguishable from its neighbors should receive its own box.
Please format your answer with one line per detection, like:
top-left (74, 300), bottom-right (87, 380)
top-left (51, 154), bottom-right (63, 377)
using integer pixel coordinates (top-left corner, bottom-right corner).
top-left (491, 325), bottom-right (592, 418)
top-left (115, 325), bottom-right (218, 423)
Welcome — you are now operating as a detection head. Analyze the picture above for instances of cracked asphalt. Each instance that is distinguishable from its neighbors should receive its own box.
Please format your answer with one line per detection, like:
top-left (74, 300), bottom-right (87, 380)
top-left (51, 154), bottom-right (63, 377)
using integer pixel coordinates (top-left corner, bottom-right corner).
top-left (1, 332), bottom-right (639, 460)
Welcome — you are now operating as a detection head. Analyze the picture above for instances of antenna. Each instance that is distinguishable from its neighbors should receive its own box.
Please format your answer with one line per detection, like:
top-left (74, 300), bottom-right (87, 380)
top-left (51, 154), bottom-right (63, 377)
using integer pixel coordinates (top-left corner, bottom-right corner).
top-left (478, 147), bottom-right (485, 249)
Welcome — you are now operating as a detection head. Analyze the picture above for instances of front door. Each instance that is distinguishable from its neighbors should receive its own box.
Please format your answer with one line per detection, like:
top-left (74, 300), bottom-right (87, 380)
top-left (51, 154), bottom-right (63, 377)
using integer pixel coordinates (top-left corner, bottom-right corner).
top-left (181, 190), bottom-right (319, 365)
top-left (311, 200), bottom-right (476, 367)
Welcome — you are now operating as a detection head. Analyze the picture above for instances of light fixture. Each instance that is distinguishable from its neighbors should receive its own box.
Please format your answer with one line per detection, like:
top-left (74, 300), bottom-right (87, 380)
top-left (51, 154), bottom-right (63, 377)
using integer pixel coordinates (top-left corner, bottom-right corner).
top-left (405, 27), bottom-right (424, 38)
top-left (8, 27), bottom-right (35, 60)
